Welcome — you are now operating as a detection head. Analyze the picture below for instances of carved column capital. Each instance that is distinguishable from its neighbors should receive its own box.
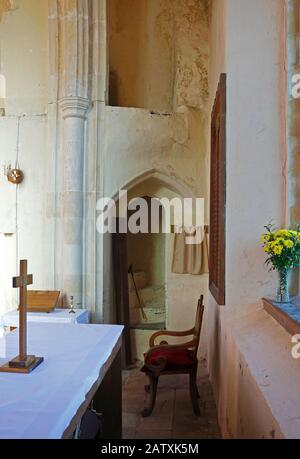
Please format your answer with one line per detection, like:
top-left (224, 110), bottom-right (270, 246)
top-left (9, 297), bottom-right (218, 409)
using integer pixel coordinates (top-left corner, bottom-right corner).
top-left (59, 96), bottom-right (91, 120)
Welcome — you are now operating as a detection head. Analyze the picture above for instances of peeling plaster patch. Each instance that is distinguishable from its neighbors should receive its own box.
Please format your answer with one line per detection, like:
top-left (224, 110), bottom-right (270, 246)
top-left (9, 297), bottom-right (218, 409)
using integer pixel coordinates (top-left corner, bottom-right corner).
top-left (0, 0), bottom-right (19, 22)
top-left (154, 0), bottom-right (210, 110)
top-left (155, 0), bottom-right (174, 48)
top-left (0, 0), bottom-right (12, 22)
top-left (110, 0), bottom-right (209, 112)
top-left (170, 116), bottom-right (189, 145)
top-left (173, 0), bottom-right (210, 110)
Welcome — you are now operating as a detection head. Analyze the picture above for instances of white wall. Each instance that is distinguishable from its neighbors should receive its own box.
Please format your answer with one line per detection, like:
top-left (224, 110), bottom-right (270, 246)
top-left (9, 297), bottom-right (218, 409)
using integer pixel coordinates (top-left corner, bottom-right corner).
top-left (102, 106), bottom-right (208, 200)
top-left (0, 0), bottom-right (48, 116)
top-left (0, 0), bottom-right (51, 314)
top-left (226, 0), bottom-right (285, 306)
top-left (205, 0), bottom-right (298, 439)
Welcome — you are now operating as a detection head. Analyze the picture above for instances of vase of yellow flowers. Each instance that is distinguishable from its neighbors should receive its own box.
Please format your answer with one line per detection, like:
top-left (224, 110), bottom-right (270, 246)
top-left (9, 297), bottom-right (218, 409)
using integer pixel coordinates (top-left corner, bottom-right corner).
top-left (261, 225), bottom-right (300, 303)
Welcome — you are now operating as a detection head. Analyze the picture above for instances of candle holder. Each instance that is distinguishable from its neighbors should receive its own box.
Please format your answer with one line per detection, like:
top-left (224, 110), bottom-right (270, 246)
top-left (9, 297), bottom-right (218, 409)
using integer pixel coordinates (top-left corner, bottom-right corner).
top-left (69, 295), bottom-right (76, 314)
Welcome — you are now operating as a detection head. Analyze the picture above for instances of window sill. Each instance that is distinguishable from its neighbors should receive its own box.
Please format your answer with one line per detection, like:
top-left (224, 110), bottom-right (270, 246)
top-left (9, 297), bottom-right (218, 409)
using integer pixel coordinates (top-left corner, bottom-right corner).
top-left (262, 297), bottom-right (300, 335)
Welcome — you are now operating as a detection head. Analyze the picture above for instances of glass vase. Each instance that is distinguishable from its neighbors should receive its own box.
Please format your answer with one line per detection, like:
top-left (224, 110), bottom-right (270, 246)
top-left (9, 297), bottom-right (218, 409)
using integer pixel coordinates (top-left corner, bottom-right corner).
top-left (276, 268), bottom-right (291, 303)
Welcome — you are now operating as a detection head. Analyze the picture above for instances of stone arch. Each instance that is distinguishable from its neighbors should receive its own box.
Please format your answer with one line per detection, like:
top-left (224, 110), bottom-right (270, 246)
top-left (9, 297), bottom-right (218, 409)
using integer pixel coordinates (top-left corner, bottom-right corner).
top-left (108, 169), bottom-right (199, 351)
top-left (112, 168), bottom-right (196, 202)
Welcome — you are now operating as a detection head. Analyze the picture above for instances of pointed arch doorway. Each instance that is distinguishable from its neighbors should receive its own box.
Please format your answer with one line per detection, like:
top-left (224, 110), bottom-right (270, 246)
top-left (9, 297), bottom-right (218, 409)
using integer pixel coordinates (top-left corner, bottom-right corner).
top-left (111, 171), bottom-right (195, 365)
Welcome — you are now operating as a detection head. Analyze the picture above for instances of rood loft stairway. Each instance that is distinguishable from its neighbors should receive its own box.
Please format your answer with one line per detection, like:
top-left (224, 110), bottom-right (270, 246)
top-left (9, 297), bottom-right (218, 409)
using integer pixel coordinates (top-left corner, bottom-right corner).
top-left (128, 271), bottom-right (166, 361)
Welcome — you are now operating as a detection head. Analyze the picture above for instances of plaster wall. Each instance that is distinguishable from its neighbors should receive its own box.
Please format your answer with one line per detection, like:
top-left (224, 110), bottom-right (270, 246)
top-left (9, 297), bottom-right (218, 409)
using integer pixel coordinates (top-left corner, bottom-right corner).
top-left (0, 0), bottom-right (51, 315)
top-left (109, 0), bottom-right (209, 112)
top-left (0, 0), bottom-right (48, 115)
top-left (101, 106), bottom-right (210, 329)
top-left (205, 0), bottom-right (298, 439)
top-left (102, 106), bottom-right (208, 200)
top-left (108, 0), bottom-right (174, 111)
top-left (287, 0), bottom-right (300, 225)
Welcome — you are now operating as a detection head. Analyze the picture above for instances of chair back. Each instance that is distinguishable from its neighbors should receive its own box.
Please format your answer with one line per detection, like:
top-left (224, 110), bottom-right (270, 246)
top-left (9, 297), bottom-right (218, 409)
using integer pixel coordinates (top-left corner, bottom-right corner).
top-left (192, 295), bottom-right (204, 360)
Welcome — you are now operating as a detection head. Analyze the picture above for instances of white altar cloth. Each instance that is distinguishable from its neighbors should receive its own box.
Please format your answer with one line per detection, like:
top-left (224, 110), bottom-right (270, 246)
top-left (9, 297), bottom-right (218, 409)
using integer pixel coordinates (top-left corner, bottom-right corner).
top-left (0, 322), bottom-right (123, 439)
top-left (1, 308), bottom-right (89, 328)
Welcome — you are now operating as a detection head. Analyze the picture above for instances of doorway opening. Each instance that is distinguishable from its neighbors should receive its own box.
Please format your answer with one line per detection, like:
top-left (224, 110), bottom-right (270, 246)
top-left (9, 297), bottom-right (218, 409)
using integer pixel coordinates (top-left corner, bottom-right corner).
top-left (126, 195), bottom-right (166, 362)
top-left (111, 172), bottom-right (200, 364)
top-left (127, 196), bottom-right (166, 332)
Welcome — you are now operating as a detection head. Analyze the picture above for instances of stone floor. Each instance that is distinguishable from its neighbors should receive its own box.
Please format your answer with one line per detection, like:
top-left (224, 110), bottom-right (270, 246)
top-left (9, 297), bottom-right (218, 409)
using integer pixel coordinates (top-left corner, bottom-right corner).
top-left (122, 360), bottom-right (221, 439)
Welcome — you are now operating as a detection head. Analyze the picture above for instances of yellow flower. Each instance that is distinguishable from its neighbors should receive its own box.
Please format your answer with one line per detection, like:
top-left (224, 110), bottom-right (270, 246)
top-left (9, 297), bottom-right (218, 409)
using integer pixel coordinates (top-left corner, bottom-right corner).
top-left (269, 241), bottom-right (279, 249)
top-left (274, 237), bottom-right (285, 246)
top-left (273, 245), bottom-right (283, 255)
top-left (260, 234), bottom-right (270, 244)
top-left (287, 230), bottom-right (298, 238)
top-left (284, 240), bottom-right (294, 248)
top-left (275, 229), bottom-right (299, 239)
top-left (276, 230), bottom-right (289, 238)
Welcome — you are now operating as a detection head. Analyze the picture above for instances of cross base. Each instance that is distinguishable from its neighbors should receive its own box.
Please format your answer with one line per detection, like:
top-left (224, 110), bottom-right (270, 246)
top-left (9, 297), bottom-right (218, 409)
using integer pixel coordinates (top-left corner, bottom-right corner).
top-left (0, 355), bottom-right (44, 374)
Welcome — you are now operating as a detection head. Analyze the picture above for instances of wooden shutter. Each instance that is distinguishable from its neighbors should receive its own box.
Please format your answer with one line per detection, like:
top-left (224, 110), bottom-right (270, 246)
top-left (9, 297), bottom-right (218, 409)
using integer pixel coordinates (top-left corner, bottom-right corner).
top-left (209, 73), bottom-right (226, 305)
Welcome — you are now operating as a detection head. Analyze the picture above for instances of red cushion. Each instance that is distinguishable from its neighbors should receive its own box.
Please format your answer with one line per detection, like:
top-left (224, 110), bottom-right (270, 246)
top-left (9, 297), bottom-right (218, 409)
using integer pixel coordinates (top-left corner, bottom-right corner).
top-left (142, 349), bottom-right (194, 372)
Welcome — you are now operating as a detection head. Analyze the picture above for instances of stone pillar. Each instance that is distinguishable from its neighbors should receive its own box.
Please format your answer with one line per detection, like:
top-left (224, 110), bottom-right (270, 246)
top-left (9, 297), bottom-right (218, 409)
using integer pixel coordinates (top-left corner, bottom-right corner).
top-left (59, 96), bottom-right (90, 306)
top-left (56, 0), bottom-right (92, 306)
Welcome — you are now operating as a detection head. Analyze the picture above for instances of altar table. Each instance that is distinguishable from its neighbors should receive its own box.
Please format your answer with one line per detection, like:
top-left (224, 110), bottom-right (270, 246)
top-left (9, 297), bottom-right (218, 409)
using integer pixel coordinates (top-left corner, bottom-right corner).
top-left (1, 308), bottom-right (89, 329)
top-left (0, 323), bottom-right (123, 439)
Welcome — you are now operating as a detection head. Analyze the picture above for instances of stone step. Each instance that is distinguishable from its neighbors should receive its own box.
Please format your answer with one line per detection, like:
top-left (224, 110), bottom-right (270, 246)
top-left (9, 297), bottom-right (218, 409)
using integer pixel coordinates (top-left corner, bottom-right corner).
top-left (128, 271), bottom-right (147, 292)
top-left (128, 284), bottom-right (165, 309)
top-left (130, 306), bottom-right (165, 326)
top-left (140, 285), bottom-right (165, 308)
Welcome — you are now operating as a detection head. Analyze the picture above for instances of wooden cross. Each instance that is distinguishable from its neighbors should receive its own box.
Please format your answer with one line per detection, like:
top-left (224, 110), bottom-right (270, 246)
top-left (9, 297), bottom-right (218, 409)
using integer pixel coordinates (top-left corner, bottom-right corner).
top-left (0, 260), bottom-right (43, 374)
top-left (13, 260), bottom-right (33, 362)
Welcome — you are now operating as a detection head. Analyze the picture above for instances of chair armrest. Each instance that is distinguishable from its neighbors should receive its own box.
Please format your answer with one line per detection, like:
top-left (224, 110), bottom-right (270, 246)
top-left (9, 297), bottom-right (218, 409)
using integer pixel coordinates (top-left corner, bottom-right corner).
top-left (144, 339), bottom-right (197, 375)
top-left (149, 328), bottom-right (194, 348)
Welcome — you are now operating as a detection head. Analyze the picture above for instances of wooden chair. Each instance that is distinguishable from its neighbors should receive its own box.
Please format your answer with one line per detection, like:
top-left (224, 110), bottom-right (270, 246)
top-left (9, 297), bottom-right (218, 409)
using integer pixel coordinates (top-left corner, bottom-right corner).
top-left (141, 295), bottom-right (204, 417)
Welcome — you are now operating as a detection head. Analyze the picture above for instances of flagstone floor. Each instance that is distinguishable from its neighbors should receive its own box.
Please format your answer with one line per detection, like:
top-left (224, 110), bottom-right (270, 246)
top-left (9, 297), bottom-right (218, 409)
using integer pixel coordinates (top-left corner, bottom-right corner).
top-left (122, 359), bottom-right (221, 439)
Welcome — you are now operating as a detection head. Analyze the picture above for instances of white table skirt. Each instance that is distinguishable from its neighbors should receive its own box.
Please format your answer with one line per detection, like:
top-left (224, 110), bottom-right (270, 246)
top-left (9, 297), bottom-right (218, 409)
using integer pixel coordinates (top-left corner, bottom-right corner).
top-left (1, 308), bottom-right (89, 328)
top-left (0, 323), bottom-right (123, 439)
